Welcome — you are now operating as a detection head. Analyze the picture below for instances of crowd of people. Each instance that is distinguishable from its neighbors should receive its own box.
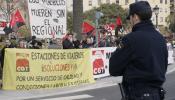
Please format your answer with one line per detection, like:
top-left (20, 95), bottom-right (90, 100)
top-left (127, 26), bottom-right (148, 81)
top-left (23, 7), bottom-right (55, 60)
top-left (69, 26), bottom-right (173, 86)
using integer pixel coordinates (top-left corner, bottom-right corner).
top-left (0, 29), bottom-right (123, 77)
top-left (0, 23), bottom-right (173, 81)
top-left (62, 32), bottom-right (119, 49)
top-left (1, 30), bottom-right (122, 50)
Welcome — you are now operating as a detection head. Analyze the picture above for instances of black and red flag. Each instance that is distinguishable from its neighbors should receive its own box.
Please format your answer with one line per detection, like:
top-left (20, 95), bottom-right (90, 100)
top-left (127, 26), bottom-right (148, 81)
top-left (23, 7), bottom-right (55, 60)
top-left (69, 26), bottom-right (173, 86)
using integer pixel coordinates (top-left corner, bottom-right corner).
top-left (82, 22), bottom-right (95, 34)
top-left (10, 9), bottom-right (25, 29)
top-left (115, 16), bottom-right (124, 36)
top-left (4, 9), bottom-right (25, 34)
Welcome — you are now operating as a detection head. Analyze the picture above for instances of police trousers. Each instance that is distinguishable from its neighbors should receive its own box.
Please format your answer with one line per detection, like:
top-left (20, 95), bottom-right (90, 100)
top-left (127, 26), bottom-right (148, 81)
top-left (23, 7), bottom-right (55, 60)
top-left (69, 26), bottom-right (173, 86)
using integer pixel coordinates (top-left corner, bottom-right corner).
top-left (122, 84), bottom-right (165, 100)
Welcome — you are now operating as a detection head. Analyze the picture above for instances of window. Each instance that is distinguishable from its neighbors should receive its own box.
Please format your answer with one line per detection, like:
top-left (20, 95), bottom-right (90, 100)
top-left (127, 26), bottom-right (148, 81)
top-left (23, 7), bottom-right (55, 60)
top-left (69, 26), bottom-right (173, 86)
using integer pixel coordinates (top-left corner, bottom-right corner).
top-left (98, 0), bottom-right (102, 5)
top-left (160, 17), bottom-right (163, 22)
top-left (160, 8), bottom-right (163, 12)
top-left (165, 18), bottom-right (167, 22)
top-left (165, 8), bottom-right (167, 13)
top-left (165, 0), bottom-right (167, 4)
top-left (135, 0), bottom-right (147, 2)
top-left (89, 0), bottom-right (92, 6)
top-left (160, 0), bottom-right (163, 3)
top-left (106, 0), bottom-right (110, 4)
top-left (116, 0), bottom-right (119, 4)
top-left (125, 0), bottom-right (129, 5)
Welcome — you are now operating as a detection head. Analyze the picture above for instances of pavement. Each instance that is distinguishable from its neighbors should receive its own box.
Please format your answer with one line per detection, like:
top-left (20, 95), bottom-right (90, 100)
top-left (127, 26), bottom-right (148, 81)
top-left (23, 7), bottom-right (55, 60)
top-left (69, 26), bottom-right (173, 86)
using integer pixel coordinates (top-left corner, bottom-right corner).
top-left (0, 63), bottom-right (174, 100)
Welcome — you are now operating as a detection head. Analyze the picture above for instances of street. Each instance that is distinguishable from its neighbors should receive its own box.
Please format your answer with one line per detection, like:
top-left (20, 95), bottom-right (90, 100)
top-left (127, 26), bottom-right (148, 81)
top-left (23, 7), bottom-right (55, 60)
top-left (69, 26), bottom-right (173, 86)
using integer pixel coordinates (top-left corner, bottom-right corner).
top-left (0, 0), bottom-right (175, 100)
top-left (0, 63), bottom-right (174, 100)
top-left (23, 63), bottom-right (175, 100)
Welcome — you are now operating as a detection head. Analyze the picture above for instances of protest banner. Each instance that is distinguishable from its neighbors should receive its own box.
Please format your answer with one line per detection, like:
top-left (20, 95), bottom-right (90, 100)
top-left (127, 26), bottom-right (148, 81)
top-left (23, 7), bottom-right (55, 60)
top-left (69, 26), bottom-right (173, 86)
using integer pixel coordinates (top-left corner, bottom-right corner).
top-left (91, 47), bottom-right (116, 79)
top-left (27, 0), bottom-right (67, 38)
top-left (3, 48), bottom-right (94, 90)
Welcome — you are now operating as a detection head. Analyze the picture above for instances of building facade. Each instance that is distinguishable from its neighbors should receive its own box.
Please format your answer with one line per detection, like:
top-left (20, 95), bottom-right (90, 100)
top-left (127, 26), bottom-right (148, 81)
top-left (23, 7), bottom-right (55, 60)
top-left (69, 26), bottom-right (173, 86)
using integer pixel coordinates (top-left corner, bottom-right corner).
top-left (170, 0), bottom-right (175, 13)
top-left (116, 0), bottom-right (170, 26)
top-left (67, 0), bottom-right (171, 27)
top-left (67, 0), bottom-right (117, 12)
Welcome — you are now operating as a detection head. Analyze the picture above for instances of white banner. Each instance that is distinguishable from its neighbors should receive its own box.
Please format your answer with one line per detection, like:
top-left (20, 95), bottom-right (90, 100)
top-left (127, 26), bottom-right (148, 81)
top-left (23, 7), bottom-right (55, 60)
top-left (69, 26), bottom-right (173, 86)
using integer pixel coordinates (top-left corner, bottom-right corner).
top-left (0, 27), bottom-right (5, 34)
top-left (27, 0), bottom-right (67, 39)
top-left (91, 47), bottom-right (116, 79)
top-left (92, 46), bottom-right (174, 79)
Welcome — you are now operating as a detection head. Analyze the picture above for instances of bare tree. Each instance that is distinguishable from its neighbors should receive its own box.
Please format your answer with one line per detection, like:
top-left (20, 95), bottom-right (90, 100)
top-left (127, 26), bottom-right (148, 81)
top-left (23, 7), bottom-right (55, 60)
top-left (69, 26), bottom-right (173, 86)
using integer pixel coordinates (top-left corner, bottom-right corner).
top-left (0, 0), bottom-right (17, 23)
top-left (0, 0), bottom-right (26, 21)
top-left (73, 0), bottom-right (83, 40)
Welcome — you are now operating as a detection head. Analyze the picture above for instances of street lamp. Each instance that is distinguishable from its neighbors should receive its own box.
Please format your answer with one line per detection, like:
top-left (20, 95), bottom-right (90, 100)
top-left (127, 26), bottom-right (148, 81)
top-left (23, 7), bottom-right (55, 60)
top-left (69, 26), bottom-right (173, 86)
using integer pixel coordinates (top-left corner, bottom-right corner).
top-left (95, 11), bottom-right (103, 47)
top-left (153, 5), bottom-right (159, 28)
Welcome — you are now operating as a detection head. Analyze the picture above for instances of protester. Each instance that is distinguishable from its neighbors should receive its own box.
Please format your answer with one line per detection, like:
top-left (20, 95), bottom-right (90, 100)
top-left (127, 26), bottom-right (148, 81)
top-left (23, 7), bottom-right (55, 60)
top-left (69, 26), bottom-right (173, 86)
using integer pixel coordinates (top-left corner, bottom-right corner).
top-left (56, 38), bottom-right (63, 49)
top-left (28, 36), bottom-right (37, 48)
top-left (36, 40), bottom-right (42, 49)
top-left (62, 33), bottom-right (74, 49)
top-left (82, 37), bottom-right (94, 48)
top-left (48, 39), bottom-right (60, 49)
top-left (18, 39), bottom-right (27, 48)
top-left (108, 35), bottom-right (117, 47)
top-left (1, 39), bottom-right (16, 68)
top-left (109, 1), bottom-right (168, 100)
top-left (99, 33), bottom-right (113, 47)
top-left (73, 39), bottom-right (81, 49)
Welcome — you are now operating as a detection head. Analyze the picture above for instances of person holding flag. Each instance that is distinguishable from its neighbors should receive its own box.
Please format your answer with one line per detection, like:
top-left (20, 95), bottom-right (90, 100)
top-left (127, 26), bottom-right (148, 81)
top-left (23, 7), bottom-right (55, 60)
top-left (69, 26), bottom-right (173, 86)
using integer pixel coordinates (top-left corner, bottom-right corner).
top-left (3, 9), bottom-right (25, 35)
top-left (115, 16), bottom-right (123, 37)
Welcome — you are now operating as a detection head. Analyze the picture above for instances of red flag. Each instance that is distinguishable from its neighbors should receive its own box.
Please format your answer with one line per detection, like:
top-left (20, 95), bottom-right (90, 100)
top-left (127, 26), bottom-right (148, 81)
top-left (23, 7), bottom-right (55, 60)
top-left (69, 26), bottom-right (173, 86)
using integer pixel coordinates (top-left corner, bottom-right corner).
top-left (109, 23), bottom-right (115, 30)
top-left (82, 22), bottom-right (95, 33)
top-left (14, 9), bottom-right (25, 23)
top-left (10, 13), bottom-right (16, 27)
top-left (116, 16), bottom-right (122, 26)
top-left (0, 21), bottom-right (7, 27)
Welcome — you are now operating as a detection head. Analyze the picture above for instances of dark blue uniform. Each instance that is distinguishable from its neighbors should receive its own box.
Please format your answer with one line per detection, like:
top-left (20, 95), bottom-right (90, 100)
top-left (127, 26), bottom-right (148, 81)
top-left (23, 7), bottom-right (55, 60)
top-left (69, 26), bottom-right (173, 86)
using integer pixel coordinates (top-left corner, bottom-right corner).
top-left (109, 20), bottom-right (168, 100)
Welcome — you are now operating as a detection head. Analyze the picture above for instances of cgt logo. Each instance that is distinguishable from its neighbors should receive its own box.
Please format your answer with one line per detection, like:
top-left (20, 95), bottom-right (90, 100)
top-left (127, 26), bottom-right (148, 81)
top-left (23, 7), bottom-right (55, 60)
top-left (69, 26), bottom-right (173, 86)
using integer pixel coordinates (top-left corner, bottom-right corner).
top-left (16, 53), bottom-right (30, 72)
top-left (92, 50), bottom-right (105, 75)
top-left (93, 58), bottom-right (105, 75)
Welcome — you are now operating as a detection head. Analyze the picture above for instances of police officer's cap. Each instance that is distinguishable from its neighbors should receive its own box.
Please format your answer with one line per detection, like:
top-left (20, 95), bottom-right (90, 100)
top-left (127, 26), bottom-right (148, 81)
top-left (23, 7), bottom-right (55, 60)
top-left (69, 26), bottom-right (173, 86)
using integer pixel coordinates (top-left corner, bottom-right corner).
top-left (126, 1), bottom-right (152, 20)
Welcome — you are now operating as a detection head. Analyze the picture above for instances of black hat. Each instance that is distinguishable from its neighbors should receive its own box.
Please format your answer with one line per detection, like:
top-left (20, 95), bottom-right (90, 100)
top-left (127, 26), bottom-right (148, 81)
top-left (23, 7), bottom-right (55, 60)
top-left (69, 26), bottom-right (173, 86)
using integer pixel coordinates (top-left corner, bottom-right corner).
top-left (126, 1), bottom-right (152, 20)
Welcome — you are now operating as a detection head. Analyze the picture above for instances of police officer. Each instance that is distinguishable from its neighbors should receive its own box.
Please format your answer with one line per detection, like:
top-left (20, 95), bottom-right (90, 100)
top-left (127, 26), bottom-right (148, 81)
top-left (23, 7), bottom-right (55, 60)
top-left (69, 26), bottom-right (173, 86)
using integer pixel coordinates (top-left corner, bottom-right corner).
top-left (109, 1), bottom-right (168, 100)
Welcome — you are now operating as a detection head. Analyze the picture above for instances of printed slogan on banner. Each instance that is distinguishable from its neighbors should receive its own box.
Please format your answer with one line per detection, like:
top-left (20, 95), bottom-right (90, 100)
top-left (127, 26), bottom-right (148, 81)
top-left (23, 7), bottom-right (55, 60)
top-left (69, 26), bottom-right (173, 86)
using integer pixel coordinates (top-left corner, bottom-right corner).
top-left (3, 49), bottom-right (94, 90)
top-left (27, 0), bottom-right (67, 38)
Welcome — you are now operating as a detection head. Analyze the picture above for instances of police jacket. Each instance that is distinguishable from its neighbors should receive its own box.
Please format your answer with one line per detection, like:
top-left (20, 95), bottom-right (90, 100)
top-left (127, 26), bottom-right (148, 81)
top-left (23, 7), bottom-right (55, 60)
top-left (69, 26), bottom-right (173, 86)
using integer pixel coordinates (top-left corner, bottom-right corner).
top-left (109, 20), bottom-right (168, 87)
